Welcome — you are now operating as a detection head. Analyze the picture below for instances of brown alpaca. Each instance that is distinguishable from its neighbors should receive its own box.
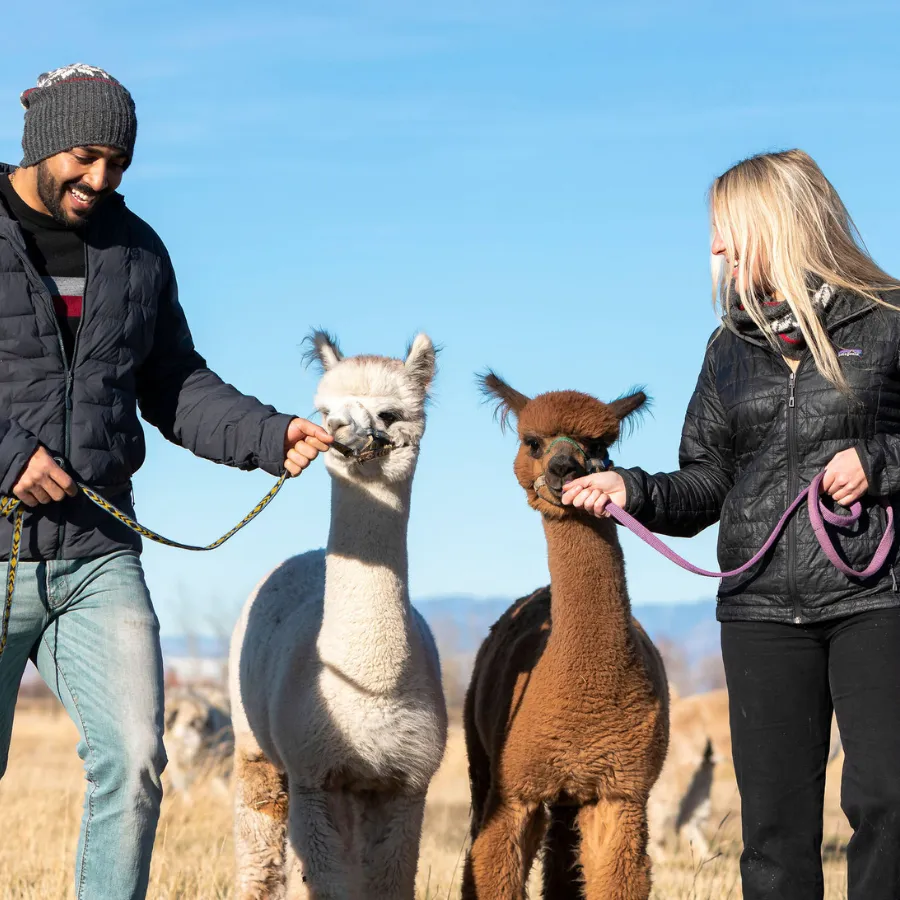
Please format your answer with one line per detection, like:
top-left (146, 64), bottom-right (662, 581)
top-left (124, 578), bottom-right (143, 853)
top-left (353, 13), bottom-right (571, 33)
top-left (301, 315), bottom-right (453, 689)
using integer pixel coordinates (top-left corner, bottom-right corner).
top-left (462, 375), bottom-right (669, 900)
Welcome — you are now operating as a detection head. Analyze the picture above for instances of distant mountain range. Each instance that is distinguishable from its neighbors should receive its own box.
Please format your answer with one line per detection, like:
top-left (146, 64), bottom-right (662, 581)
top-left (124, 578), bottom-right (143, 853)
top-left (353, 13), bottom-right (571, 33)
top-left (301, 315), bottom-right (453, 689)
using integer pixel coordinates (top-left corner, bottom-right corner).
top-left (416, 595), bottom-right (720, 663)
top-left (161, 596), bottom-right (720, 667)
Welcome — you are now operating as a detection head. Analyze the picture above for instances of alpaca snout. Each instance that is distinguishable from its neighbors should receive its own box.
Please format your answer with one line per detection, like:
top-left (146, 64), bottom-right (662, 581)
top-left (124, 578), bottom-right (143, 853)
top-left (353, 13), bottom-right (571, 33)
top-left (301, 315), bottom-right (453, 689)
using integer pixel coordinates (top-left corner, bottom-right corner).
top-left (329, 426), bottom-right (391, 454)
top-left (326, 403), bottom-right (389, 452)
top-left (327, 421), bottom-right (371, 450)
top-left (544, 452), bottom-right (587, 493)
top-left (328, 426), bottom-right (359, 452)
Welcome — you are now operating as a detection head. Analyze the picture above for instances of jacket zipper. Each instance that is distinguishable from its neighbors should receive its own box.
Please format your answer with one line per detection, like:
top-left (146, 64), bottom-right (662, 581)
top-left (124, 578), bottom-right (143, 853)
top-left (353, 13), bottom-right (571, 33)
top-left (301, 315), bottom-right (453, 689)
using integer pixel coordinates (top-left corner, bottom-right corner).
top-left (57, 243), bottom-right (90, 557)
top-left (786, 369), bottom-right (802, 623)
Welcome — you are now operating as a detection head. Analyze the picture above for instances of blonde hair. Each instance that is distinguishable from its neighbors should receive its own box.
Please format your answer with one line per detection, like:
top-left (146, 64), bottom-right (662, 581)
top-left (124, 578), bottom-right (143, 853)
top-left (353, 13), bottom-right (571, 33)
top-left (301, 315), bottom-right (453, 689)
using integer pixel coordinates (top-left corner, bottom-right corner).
top-left (710, 149), bottom-right (900, 390)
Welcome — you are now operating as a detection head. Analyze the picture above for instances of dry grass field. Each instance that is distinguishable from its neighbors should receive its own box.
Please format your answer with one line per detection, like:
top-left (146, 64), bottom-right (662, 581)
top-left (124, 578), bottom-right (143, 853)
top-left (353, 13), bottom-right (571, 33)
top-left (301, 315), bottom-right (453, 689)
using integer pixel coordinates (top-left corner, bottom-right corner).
top-left (0, 701), bottom-right (849, 899)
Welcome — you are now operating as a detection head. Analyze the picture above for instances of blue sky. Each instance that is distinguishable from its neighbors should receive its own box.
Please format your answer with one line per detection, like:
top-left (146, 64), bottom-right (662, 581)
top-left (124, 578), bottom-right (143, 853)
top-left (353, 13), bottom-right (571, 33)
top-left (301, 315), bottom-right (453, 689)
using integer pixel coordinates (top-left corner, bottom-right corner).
top-left (2, 2), bottom-right (899, 636)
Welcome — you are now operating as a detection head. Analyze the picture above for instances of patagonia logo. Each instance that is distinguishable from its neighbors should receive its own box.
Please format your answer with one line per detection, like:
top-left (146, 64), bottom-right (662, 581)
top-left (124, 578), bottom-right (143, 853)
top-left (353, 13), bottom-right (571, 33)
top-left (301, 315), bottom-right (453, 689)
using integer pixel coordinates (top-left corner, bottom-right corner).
top-left (838, 348), bottom-right (862, 357)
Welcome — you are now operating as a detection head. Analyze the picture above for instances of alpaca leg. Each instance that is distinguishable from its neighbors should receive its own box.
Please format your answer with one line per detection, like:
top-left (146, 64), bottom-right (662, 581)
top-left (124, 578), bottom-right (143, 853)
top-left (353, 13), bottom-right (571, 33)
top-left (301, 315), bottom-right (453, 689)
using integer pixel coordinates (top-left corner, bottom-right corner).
top-left (284, 785), bottom-right (361, 900)
top-left (233, 750), bottom-right (289, 900)
top-left (462, 796), bottom-right (544, 900)
top-left (678, 809), bottom-right (711, 860)
top-left (542, 805), bottom-right (582, 899)
top-left (577, 799), bottom-right (652, 900)
top-left (358, 791), bottom-right (427, 900)
top-left (284, 791), bottom-right (361, 900)
top-left (681, 820), bottom-right (709, 863)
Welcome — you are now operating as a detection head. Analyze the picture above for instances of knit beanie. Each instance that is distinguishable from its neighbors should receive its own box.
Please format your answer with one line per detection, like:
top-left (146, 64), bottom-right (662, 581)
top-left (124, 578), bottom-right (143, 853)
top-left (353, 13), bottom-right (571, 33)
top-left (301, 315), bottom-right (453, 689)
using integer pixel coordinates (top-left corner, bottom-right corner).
top-left (19, 63), bottom-right (137, 168)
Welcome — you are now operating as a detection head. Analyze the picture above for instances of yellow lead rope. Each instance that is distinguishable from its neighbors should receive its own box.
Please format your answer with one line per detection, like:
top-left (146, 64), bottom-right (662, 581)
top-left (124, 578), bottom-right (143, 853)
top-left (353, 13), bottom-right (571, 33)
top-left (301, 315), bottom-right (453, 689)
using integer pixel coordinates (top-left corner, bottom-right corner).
top-left (0, 474), bottom-right (288, 660)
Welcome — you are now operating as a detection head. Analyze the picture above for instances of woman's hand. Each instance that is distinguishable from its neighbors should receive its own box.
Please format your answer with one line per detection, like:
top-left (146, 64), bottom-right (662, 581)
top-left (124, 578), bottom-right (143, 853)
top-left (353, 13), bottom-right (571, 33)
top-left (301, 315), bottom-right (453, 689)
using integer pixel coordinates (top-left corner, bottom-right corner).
top-left (560, 472), bottom-right (627, 518)
top-left (822, 448), bottom-right (868, 506)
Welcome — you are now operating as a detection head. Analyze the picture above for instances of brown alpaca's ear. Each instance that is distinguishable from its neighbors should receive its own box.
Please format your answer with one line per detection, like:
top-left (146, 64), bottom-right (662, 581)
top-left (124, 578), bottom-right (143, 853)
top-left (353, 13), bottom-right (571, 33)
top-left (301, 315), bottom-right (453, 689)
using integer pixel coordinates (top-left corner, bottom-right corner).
top-left (608, 389), bottom-right (650, 436)
top-left (478, 371), bottom-right (530, 432)
top-left (303, 330), bottom-right (344, 372)
top-left (404, 334), bottom-right (437, 391)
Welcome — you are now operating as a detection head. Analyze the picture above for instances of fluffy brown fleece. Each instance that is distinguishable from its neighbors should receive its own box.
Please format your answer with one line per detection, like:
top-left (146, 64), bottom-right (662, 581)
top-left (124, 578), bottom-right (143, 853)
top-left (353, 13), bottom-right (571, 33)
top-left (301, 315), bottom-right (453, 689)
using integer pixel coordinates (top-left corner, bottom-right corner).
top-left (462, 375), bottom-right (669, 900)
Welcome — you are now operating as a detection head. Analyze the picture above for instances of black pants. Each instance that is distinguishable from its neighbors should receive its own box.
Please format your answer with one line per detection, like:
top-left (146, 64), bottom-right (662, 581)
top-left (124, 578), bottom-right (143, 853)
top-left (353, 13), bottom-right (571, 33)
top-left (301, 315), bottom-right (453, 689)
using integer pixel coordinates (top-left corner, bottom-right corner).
top-left (721, 608), bottom-right (900, 900)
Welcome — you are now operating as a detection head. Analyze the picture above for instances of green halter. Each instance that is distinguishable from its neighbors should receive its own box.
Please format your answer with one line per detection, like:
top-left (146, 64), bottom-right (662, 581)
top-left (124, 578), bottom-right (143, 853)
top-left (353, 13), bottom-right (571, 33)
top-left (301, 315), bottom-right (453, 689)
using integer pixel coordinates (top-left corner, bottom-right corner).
top-left (544, 435), bottom-right (613, 471)
top-left (544, 436), bottom-right (587, 458)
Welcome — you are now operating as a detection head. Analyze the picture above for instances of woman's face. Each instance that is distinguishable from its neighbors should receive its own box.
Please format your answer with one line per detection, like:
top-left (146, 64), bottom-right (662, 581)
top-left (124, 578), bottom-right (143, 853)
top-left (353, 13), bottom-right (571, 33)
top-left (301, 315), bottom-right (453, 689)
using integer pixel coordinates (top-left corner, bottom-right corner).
top-left (712, 225), bottom-right (768, 291)
top-left (712, 227), bottom-right (740, 283)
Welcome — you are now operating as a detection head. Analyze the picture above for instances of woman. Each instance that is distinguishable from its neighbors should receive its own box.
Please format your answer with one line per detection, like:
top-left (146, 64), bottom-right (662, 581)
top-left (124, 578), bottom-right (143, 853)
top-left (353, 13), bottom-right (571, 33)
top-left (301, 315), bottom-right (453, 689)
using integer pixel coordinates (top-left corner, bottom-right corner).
top-left (562, 149), bottom-right (900, 900)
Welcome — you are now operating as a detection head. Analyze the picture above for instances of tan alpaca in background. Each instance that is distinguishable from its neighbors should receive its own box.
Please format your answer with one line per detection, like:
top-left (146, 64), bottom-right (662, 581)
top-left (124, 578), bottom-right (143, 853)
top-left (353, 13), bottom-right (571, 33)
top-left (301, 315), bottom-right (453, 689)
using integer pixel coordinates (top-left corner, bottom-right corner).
top-left (229, 332), bottom-right (448, 900)
top-left (648, 688), bottom-right (727, 859)
top-left (164, 684), bottom-right (233, 801)
top-left (649, 687), bottom-right (844, 858)
top-left (462, 376), bottom-right (669, 900)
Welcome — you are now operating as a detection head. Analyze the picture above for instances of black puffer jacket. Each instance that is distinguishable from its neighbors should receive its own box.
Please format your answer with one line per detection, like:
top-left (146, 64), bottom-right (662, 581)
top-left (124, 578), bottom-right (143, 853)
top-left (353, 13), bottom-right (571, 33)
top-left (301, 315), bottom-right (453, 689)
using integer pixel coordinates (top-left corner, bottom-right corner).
top-left (0, 163), bottom-right (292, 560)
top-left (619, 293), bottom-right (900, 624)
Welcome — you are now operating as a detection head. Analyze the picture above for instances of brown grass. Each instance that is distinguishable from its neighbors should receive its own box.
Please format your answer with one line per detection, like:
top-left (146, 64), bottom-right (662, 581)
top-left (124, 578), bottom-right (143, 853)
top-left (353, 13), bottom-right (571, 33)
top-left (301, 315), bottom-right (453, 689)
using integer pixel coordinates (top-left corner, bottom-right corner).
top-left (0, 702), bottom-right (849, 899)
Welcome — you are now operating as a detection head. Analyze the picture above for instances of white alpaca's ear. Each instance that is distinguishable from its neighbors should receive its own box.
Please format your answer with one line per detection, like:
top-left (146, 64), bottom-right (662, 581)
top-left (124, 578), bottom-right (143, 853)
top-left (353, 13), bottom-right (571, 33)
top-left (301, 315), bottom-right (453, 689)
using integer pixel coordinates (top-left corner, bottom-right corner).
top-left (404, 334), bottom-right (436, 390)
top-left (304, 330), bottom-right (344, 372)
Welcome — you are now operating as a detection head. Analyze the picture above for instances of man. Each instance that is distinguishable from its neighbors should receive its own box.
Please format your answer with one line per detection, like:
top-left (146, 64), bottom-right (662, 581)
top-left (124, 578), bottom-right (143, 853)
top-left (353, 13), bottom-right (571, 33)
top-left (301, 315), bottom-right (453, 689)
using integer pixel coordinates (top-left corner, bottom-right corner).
top-left (0, 63), bottom-right (331, 899)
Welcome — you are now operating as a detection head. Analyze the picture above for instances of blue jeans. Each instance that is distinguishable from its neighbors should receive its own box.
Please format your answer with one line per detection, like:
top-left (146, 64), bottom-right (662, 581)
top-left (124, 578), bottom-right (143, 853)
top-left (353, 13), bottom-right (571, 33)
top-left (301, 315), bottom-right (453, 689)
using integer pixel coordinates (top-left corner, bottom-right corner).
top-left (0, 550), bottom-right (166, 900)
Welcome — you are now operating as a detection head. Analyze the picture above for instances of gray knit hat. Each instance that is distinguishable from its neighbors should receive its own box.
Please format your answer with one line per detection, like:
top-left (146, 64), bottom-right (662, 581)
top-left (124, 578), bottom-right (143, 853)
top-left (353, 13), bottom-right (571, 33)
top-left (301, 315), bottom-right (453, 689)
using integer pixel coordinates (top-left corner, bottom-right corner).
top-left (20, 63), bottom-right (137, 168)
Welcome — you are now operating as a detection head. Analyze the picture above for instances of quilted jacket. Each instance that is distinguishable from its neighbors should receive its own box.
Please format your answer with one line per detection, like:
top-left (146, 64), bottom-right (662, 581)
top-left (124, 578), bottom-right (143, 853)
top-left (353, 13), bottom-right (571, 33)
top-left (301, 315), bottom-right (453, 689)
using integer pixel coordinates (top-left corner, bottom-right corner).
top-left (618, 293), bottom-right (900, 623)
top-left (0, 162), bottom-right (292, 560)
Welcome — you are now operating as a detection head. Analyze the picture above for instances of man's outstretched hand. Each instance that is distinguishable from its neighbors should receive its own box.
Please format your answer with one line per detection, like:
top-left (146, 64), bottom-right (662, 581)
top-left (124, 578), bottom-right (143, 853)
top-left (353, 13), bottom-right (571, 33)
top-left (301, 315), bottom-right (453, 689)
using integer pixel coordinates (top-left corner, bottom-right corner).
top-left (284, 417), bottom-right (333, 476)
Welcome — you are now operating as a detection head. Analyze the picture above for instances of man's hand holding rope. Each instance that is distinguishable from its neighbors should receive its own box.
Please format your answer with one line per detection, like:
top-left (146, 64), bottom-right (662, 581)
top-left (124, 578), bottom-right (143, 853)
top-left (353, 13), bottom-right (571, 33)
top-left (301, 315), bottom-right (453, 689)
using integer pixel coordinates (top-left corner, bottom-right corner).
top-left (12, 446), bottom-right (77, 507)
top-left (283, 417), bottom-right (333, 476)
top-left (11, 416), bottom-right (334, 506)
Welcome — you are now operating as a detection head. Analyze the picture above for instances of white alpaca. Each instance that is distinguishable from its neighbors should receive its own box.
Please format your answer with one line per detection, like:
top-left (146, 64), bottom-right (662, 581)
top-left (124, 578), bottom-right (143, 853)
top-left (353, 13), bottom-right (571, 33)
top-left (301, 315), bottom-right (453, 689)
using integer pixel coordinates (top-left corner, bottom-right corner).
top-left (229, 332), bottom-right (448, 900)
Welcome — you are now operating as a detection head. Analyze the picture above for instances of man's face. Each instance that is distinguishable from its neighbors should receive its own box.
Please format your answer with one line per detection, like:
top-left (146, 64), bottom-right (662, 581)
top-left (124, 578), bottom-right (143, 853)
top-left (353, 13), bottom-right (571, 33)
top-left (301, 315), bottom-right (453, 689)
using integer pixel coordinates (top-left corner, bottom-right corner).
top-left (36, 146), bottom-right (127, 227)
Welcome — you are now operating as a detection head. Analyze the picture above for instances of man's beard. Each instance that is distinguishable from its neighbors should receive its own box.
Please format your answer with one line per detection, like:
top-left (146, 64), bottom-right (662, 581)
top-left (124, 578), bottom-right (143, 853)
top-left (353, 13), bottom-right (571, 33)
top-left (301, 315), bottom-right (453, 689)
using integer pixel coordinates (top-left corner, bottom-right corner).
top-left (36, 162), bottom-right (106, 228)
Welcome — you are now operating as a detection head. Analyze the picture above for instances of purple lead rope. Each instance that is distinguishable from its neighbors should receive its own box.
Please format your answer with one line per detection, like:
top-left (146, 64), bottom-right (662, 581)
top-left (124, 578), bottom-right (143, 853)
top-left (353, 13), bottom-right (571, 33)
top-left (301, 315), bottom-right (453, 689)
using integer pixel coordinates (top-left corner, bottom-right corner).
top-left (605, 471), bottom-right (895, 580)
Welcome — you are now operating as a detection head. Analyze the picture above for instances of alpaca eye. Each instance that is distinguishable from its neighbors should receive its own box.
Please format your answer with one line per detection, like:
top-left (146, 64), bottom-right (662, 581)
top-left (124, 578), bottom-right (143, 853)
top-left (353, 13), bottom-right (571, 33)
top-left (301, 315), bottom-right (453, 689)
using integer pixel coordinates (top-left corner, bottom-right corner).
top-left (380, 411), bottom-right (401, 427)
top-left (523, 437), bottom-right (541, 458)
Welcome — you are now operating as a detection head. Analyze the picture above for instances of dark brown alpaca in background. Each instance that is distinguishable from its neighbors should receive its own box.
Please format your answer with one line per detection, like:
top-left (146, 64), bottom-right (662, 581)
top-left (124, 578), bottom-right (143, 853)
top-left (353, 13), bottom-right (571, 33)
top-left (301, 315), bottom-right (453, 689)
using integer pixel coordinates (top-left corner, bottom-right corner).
top-left (462, 375), bottom-right (669, 900)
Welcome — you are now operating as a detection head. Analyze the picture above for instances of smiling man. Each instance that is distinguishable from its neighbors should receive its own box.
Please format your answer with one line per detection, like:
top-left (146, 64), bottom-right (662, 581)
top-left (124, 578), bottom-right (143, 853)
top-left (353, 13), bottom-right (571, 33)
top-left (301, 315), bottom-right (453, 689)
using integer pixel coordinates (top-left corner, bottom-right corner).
top-left (0, 63), bottom-right (331, 899)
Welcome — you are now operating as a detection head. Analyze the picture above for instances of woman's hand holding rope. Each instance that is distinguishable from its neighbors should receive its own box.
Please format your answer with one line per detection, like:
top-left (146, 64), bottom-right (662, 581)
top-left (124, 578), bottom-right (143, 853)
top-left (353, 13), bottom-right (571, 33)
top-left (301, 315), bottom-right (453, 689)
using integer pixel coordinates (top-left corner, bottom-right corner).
top-left (561, 471), bottom-right (626, 518)
top-left (562, 447), bottom-right (870, 521)
top-left (822, 448), bottom-right (868, 506)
